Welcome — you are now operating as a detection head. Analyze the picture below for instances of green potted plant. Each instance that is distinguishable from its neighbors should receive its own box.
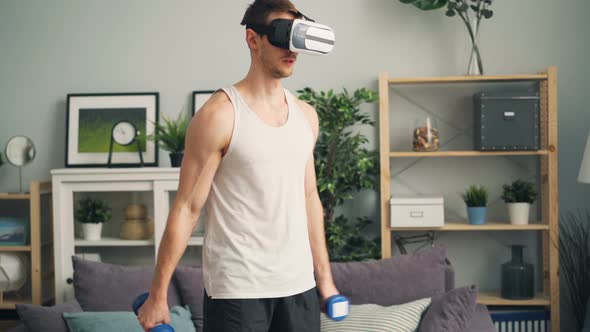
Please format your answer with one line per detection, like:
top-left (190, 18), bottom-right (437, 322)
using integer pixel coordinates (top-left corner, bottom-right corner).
top-left (75, 197), bottom-right (112, 241)
top-left (147, 113), bottom-right (190, 167)
top-left (461, 184), bottom-right (488, 225)
top-left (501, 179), bottom-right (537, 225)
top-left (297, 87), bottom-right (380, 262)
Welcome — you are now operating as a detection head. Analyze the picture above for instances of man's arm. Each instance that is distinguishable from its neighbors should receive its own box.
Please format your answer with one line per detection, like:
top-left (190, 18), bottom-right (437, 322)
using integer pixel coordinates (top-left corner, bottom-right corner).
top-left (138, 92), bottom-right (233, 331)
top-left (298, 100), bottom-right (339, 301)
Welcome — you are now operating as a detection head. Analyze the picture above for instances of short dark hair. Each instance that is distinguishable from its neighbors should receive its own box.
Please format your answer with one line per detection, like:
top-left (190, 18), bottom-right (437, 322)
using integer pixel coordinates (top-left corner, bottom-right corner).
top-left (240, 0), bottom-right (302, 27)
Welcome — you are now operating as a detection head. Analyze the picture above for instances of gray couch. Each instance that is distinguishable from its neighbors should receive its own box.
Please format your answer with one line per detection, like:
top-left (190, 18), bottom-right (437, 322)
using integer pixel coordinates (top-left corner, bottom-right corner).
top-left (10, 244), bottom-right (494, 332)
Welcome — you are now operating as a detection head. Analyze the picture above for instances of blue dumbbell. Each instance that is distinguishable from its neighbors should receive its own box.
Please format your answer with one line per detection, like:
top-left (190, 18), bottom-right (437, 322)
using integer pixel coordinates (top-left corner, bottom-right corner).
top-left (325, 294), bottom-right (349, 321)
top-left (132, 292), bottom-right (175, 332)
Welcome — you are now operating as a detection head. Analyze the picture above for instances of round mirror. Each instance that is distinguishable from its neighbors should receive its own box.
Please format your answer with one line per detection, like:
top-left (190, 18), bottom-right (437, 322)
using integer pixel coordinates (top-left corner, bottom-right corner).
top-left (4, 136), bottom-right (36, 167)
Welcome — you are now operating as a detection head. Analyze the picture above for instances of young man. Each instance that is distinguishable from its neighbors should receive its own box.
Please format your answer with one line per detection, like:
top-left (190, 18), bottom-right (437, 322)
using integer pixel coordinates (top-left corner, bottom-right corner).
top-left (138, 0), bottom-right (339, 331)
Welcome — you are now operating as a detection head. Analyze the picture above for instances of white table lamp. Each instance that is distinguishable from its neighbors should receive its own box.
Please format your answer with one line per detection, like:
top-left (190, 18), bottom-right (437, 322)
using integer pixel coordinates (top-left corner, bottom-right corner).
top-left (578, 131), bottom-right (590, 183)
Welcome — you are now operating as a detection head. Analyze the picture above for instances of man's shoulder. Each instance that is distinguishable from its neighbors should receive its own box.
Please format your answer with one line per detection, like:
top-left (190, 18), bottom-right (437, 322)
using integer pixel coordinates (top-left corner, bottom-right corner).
top-left (293, 96), bottom-right (315, 114)
top-left (201, 90), bottom-right (233, 115)
top-left (195, 90), bottom-right (234, 124)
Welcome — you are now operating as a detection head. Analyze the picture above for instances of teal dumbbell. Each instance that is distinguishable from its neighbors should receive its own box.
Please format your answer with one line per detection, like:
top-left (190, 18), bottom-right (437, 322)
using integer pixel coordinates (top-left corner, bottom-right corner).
top-left (325, 294), bottom-right (349, 321)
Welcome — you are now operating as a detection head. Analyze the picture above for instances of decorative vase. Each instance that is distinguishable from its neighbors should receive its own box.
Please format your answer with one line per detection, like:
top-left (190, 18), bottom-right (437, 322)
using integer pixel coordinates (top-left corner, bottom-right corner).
top-left (507, 203), bottom-right (531, 225)
top-left (501, 245), bottom-right (534, 299)
top-left (170, 152), bottom-right (183, 167)
top-left (467, 19), bottom-right (483, 76)
top-left (467, 206), bottom-right (486, 225)
top-left (81, 223), bottom-right (103, 241)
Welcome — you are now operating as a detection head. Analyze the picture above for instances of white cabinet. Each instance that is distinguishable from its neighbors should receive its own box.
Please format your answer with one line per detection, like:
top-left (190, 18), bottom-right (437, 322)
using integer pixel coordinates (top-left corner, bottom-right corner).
top-left (51, 168), bottom-right (203, 303)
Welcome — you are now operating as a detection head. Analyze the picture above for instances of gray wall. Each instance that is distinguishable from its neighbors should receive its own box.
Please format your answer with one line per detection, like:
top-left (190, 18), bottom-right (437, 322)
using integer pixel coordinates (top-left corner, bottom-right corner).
top-left (1, 0), bottom-right (589, 330)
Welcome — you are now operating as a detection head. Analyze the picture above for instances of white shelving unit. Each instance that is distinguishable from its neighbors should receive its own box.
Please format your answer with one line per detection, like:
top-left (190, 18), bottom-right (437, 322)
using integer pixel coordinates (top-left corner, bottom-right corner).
top-left (51, 167), bottom-right (203, 303)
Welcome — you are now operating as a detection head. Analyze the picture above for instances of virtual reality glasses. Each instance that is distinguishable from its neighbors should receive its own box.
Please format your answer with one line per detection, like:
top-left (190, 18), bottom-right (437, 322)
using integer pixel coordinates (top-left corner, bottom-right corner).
top-left (246, 14), bottom-right (335, 55)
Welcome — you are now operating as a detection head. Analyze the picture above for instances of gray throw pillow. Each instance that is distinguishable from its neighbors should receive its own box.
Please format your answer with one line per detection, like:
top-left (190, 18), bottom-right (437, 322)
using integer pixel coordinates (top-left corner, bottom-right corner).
top-left (16, 299), bottom-right (83, 332)
top-left (418, 285), bottom-right (478, 332)
top-left (330, 244), bottom-right (449, 306)
top-left (320, 297), bottom-right (431, 332)
top-left (173, 265), bottom-right (204, 332)
top-left (72, 256), bottom-right (182, 311)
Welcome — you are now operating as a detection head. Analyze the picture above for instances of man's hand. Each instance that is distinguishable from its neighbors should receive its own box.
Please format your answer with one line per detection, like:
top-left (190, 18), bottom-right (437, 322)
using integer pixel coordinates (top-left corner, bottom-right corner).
top-left (137, 296), bottom-right (170, 332)
top-left (317, 281), bottom-right (340, 302)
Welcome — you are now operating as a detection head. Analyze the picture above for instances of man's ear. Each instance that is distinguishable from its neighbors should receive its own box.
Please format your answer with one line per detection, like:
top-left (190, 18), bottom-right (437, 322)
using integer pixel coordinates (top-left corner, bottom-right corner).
top-left (245, 29), bottom-right (261, 51)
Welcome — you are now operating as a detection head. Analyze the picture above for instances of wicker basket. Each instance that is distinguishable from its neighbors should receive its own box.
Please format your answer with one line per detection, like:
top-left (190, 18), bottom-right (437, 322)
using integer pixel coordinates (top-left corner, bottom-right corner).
top-left (124, 204), bottom-right (147, 220)
top-left (120, 219), bottom-right (147, 240)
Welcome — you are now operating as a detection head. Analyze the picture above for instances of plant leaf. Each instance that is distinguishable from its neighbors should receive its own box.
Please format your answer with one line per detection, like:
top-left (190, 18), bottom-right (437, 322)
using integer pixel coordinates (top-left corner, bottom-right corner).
top-left (481, 9), bottom-right (493, 18)
top-left (412, 0), bottom-right (448, 10)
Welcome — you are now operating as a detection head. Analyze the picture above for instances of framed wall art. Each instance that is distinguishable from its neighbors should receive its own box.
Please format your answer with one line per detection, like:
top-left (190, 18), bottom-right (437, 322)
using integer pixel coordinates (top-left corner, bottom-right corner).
top-left (192, 90), bottom-right (217, 116)
top-left (66, 92), bottom-right (159, 167)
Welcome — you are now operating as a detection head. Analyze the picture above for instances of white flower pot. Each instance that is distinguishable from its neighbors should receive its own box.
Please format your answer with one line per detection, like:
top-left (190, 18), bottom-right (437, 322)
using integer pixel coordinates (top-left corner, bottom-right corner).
top-left (81, 223), bottom-right (103, 240)
top-left (507, 203), bottom-right (531, 225)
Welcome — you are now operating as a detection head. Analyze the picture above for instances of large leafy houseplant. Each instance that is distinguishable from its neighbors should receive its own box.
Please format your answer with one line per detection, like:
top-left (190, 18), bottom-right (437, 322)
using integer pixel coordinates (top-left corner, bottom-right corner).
top-left (297, 87), bottom-right (380, 262)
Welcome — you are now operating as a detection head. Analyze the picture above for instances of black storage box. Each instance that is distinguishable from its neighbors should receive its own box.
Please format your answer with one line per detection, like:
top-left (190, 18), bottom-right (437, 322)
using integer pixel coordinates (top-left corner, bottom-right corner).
top-left (473, 91), bottom-right (540, 151)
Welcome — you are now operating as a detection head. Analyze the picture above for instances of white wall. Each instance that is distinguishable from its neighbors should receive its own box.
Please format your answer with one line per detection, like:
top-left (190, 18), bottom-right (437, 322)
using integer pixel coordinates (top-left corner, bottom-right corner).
top-left (1, 0), bottom-right (589, 330)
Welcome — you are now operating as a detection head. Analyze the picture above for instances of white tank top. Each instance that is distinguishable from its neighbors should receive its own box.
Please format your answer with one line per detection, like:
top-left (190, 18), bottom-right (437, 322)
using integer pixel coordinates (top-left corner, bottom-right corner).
top-left (202, 85), bottom-right (316, 299)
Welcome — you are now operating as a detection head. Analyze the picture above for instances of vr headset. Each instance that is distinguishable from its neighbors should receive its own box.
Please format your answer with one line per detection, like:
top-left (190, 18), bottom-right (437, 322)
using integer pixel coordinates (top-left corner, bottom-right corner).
top-left (246, 12), bottom-right (335, 55)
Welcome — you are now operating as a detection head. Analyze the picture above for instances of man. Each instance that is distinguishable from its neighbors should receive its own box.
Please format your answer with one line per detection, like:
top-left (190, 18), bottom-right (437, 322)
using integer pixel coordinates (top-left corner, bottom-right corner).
top-left (138, 0), bottom-right (339, 331)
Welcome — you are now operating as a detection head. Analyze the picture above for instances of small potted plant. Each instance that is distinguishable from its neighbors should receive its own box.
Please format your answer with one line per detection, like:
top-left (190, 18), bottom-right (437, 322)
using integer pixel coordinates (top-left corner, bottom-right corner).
top-left (147, 113), bottom-right (190, 167)
top-left (501, 179), bottom-right (537, 225)
top-left (75, 197), bottom-right (112, 240)
top-left (462, 185), bottom-right (488, 225)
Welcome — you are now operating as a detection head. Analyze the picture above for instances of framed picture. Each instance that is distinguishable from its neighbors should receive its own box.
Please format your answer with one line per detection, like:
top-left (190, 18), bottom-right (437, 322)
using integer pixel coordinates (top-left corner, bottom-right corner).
top-left (66, 92), bottom-right (159, 167)
top-left (192, 90), bottom-right (217, 116)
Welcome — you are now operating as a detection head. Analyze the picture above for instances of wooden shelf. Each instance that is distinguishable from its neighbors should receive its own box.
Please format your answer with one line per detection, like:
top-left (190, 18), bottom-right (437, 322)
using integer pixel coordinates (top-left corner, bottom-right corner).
top-left (0, 245), bottom-right (31, 252)
top-left (391, 221), bottom-right (549, 231)
top-left (379, 67), bottom-right (559, 330)
top-left (75, 237), bottom-right (155, 247)
top-left (478, 292), bottom-right (550, 306)
top-left (390, 150), bottom-right (550, 158)
top-left (0, 193), bottom-right (31, 200)
top-left (388, 74), bottom-right (547, 85)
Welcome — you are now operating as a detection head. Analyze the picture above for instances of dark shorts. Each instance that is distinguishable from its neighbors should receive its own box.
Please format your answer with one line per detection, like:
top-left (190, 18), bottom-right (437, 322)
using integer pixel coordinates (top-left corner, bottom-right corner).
top-left (203, 287), bottom-right (320, 332)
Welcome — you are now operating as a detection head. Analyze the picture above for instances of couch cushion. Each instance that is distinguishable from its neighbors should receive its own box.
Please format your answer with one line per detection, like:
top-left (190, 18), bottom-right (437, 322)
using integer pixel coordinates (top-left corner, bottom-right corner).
top-left (320, 297), bottom-right (431, 332)
top-left (173, 265), bottom-right (204, 332)
top-left (418, 285), bottom-right (478, 332)
top-left (6, 324), bottom-right (28, 332)
top-left (330, 244), bottom-right (449, 306)
top-left (63, 305), bottom-right (195, 332)
top-left (461, 304), bottom-right (495, 332)
top-left (72, 256), bottom-right (182, 311)
top-left (15, 299), bottom-right (82, 332)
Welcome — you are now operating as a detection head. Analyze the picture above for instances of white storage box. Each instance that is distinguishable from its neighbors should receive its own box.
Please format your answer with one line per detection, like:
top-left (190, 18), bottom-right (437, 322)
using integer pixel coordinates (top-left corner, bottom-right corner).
top-left (390, 197), bottom-right (444, 227)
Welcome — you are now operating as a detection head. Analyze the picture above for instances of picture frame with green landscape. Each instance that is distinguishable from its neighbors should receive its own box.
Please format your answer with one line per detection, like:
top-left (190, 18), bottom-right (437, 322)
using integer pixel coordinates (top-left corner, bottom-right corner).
top-left (66, 92), bottom-right (159, 167)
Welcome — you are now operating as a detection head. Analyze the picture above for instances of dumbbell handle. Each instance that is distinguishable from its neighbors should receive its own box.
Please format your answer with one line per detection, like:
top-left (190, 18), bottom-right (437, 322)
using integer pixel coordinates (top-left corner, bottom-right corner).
top-left (132, 292), bottom-right (175, 332)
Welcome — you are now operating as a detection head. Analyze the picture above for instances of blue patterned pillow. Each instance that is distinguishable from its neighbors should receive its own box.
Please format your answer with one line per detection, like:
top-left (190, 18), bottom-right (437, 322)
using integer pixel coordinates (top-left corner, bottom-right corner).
top-left (63, 305), bottom-right (195, 332)
top-left (321, 297), bottom-right (431, 332)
